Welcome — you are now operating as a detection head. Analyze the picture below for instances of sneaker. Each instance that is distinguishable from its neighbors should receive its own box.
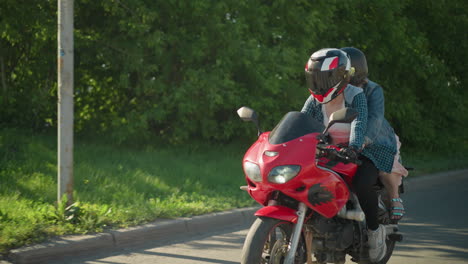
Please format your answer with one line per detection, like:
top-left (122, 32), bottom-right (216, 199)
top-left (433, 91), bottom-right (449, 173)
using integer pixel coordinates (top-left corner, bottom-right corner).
top-left (368, 225), bottom-right (387, 262)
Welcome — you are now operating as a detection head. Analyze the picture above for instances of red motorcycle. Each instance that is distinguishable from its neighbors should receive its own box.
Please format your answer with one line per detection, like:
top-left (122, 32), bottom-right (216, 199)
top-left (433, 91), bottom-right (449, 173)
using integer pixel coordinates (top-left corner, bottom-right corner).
top-left (238, 107), bottom-right (402, 264)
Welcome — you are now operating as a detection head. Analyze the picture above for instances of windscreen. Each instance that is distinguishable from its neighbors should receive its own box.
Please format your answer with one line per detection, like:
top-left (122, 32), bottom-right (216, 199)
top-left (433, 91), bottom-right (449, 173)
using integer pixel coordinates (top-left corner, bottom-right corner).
top-left (268, 111), bottom-right (325, 144)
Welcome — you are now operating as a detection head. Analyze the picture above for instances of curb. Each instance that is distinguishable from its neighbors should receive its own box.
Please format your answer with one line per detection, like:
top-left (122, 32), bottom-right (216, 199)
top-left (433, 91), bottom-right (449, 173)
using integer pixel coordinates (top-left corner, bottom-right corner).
top-left (8, 207), bottom-right (259, 264)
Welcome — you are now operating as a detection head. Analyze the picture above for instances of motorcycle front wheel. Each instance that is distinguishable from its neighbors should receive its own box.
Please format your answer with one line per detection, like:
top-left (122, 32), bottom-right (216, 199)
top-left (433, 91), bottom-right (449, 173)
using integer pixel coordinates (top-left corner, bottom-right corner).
top-left (241, 217), bottom-right (306, 264)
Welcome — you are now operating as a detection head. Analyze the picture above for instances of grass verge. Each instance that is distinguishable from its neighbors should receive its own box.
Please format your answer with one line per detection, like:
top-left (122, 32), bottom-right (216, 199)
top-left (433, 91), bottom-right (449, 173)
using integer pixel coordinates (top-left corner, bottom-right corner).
top-left (0, 128), bottom-right (467, 255)
top-left (0, 128), bottom-right (254, 255)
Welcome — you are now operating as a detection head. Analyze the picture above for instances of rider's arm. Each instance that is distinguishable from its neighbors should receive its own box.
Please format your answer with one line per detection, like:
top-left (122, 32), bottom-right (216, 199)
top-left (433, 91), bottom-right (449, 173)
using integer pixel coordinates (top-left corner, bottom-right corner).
top-left (301, 95), bottom-right (321, 120)
top-left (349, 92), bottom-right (368, 150)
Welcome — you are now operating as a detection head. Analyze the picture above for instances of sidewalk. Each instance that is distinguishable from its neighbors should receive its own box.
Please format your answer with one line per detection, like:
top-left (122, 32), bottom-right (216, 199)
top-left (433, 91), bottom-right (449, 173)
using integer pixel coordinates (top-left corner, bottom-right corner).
top-left (5, 168), bottom-right (468, 264)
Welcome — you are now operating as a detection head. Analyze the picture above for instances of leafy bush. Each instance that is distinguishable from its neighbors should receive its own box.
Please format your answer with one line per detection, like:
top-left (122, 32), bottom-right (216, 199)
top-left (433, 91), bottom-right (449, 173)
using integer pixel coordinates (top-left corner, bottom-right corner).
top-left (0, 0), bottom-right (466, 149)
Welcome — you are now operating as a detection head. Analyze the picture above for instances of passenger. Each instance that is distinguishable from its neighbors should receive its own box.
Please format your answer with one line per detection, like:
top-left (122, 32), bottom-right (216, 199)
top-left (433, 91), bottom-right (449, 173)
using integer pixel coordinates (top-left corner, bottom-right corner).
top-left (341, 47), bottom-right (408, 221)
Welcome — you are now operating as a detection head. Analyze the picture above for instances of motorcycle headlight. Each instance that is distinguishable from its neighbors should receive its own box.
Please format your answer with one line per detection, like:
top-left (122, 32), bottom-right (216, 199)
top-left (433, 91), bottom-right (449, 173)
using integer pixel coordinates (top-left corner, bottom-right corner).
top-left (268, 165), bottom-right (301, 184)
top-left (243, 161), bottom-right (262, 182)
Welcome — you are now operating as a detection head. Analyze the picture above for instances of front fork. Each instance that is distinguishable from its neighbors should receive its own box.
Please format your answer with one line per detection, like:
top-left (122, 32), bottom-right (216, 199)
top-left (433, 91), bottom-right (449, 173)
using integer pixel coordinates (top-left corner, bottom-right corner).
top-left (284, 202), bottom-right (308, 264)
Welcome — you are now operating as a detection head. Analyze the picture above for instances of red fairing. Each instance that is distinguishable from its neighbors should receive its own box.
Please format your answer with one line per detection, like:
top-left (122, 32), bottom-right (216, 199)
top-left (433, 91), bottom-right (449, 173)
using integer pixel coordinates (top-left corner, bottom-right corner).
top-left (254, 205), bottom-right (298, 223)
top-left (243, 132), bottom-right (350, 218)
top-left (316, 145), bottom-right (358, 185)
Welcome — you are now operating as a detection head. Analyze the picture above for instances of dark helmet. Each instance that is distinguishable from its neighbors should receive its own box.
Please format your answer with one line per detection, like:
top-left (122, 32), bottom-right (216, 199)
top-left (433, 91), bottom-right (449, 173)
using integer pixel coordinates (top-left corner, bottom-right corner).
top-left (340, 47), bottom-right (368, 86)
top-left (305, 48), bottom-right (352, 104)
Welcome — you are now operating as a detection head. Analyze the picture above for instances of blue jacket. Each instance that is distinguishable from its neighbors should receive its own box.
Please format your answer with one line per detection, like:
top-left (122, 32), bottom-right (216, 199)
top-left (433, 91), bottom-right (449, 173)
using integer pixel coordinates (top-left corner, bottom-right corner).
top-left (362, 80), bottom-right (397, 154)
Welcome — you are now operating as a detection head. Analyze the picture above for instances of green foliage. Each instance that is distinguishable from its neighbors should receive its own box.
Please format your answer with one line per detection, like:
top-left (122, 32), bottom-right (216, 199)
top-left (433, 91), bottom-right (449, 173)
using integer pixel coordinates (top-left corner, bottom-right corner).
top-left (323, 0), bottom-right (468, 149)
top-left (0, 0), bottom-right (467, 147)
top-left (0, 0), bottom-right (56, 130)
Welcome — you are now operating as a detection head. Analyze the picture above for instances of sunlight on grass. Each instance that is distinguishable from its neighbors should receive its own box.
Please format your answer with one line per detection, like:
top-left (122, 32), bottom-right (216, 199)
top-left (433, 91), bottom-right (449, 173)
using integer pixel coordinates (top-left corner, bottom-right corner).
top-left (0, 129), bottom-right (254, 254)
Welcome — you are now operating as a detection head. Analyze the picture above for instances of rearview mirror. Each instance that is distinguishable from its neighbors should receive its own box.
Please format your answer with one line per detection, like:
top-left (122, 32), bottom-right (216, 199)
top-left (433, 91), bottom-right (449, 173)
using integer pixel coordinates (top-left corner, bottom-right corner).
top-left (329, 108), bottom-right (358, 124)
top-left (237, 106), bottom-right (258, 122)
top-left (323, 108), bottom-right (358, 135)
top-left (237, 106), bottom-right (262, 135)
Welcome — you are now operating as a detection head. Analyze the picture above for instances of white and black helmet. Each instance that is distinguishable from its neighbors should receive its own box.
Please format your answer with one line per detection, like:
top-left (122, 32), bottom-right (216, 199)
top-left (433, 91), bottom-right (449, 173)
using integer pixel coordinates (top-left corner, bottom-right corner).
top-left (305, 48), bottom-right (352, 104)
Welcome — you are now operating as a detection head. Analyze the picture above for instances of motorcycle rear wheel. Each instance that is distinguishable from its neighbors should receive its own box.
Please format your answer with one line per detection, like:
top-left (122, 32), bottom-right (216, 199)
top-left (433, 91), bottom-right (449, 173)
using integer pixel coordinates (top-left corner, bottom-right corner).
top-left (360, 188), bottom-right (397, 264)
top-left (359, 238), bottom-right (396, 264)
top-left (376, 188), bottom-right (397, 264)
top-left (376, 239), bottom-right (396, 264)
top-left (241, 217), bottom-right (306, 264)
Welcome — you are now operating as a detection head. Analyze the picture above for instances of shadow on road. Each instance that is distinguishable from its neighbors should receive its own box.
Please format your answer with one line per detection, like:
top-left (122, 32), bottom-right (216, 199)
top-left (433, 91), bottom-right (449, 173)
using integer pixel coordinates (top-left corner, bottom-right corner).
top-left (396, 220), bottom-right (468, 260)
top-left (50, 225), bottom-right (248, 264)
top-left (393, 173), bottom-right (468, 262)
top-left (139, 251), bottom-right (238, 264)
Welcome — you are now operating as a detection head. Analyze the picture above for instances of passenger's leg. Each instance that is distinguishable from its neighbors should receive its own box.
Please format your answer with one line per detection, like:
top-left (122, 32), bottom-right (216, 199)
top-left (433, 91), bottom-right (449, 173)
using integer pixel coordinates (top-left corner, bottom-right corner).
top-left (379, 172), bottom-right (405, 220)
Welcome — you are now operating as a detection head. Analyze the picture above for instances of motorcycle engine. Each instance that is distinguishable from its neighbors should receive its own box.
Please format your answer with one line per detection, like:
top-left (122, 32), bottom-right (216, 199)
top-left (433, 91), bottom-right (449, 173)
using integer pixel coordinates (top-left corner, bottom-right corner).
top-left (306, 215), bottom-right (355, 263)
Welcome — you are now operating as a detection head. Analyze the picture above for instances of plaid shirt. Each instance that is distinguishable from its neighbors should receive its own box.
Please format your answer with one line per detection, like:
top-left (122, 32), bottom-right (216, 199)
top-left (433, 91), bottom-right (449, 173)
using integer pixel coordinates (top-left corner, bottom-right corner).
top-left (301, 85), bottom-right (395, 173)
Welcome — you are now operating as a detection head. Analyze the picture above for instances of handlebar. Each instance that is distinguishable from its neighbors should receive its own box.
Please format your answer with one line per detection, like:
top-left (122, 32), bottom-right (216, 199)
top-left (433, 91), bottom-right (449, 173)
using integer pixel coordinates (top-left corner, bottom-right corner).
top-left (316, 144), bottom-right (362, 165)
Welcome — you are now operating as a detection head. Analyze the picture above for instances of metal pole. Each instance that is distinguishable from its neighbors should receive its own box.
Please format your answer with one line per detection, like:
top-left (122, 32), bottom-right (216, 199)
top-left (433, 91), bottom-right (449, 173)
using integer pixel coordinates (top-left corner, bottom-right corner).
top-left (58, 0), bottom-right (74, 205)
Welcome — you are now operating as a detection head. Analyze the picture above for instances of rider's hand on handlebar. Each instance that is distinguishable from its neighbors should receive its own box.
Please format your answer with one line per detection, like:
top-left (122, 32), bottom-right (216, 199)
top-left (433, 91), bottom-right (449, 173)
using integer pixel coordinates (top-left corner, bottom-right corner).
top-left (339, 147), bottom-right (359, 162)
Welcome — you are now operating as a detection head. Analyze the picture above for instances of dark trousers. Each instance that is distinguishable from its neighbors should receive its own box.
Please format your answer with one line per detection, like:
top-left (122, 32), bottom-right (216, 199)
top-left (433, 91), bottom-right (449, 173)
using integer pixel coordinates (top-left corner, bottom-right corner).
top-left (352, 157), bottom-right (379, 230)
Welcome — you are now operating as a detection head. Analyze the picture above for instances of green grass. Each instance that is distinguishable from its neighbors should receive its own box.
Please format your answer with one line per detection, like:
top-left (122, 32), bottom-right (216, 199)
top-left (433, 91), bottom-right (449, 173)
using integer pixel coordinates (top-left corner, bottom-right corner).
top-left (0, 128), bottom-right (467, 256)
top-left (402, 148), bottom-right (468, 177)
top-left (0, 128), bottom-right (255, 255)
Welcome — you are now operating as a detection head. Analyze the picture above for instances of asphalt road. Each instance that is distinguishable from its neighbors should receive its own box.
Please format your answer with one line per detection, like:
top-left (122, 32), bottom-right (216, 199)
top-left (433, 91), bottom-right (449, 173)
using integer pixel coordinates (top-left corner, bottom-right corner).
top-left (51, 170), bottom-right (468, 264)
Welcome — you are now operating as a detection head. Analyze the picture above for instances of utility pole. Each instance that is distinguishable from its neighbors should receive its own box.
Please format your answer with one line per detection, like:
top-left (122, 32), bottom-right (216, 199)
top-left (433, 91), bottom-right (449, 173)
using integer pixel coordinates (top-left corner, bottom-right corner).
top-left (57, 0), bottom-right (74, 205)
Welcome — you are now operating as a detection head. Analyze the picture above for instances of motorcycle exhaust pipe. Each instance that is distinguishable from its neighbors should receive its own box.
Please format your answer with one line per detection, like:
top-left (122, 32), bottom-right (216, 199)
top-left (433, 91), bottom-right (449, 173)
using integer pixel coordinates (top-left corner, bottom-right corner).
top-left (337, 205), bottom-right (365, 222)
top-left (338, 193), bottom-right (365, 221)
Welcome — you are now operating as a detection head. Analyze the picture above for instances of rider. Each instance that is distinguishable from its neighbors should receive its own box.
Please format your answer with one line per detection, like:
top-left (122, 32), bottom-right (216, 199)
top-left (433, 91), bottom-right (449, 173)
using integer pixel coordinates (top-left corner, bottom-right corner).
top-left (301, 48), bottom-right (386, 262)
top-left (341, 47), bottom-right (408, 221)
